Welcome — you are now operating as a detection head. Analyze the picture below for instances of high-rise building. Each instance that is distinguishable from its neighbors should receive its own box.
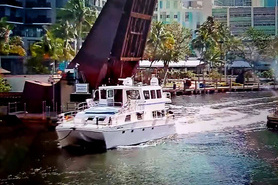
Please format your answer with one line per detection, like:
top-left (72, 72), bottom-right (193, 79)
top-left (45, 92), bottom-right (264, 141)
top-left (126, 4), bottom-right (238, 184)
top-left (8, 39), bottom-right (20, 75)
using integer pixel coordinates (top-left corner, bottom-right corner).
top-left (214, 0), bottom-right (252, 6)
top-left (0, 0), bottom-right (106, 74)
top-left (212, 0), bottom-right (278, 36)
top-left (153, 0), bottom-right (212, 34)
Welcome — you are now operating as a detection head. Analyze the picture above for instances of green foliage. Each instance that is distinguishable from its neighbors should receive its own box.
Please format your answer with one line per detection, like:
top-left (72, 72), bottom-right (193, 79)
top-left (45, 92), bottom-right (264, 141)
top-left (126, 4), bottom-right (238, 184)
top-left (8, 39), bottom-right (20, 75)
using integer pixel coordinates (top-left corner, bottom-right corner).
top-left (209, 69), bottom-right (222, 81)
top-left (258, 69), bottom-right (274, 79)
top-left (26, 56), bottom-right (49, 74)
top-left (167, 70), bottom-right (195, 79)
top-left (192, 16), bottom-right (242, 67)
top-left (0, 77), bottom-right (11, 92)
top-left (0, 17), bottom-right (25, 56)
top-left (241, 27), bottom-right (271, 63)
top-left (27, 30), bottom-right (75, 74)
top-left (145, 22), bottom-right (192, 84)
top-left (56, 0), bottom-right (97, 50)
top-left (162, 22), bottom-right (192, 62)
top-left (144, 21), bottom-right (171, 64)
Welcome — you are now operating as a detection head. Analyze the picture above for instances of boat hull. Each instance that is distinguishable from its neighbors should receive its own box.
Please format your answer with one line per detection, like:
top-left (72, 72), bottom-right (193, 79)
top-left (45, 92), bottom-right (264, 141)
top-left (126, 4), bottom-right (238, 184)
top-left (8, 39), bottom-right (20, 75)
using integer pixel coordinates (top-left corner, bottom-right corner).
top-left (56, 123), bottom-right (176, 149)
top-left (267, 114), bottom-right (278, 129)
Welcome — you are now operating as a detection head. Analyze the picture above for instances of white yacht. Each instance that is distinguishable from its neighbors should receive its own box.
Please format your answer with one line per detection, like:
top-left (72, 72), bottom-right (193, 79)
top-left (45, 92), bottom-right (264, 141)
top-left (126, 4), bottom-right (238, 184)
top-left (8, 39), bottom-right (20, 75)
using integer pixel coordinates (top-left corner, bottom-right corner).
top-left (56, 77), bottom-right (176, 149)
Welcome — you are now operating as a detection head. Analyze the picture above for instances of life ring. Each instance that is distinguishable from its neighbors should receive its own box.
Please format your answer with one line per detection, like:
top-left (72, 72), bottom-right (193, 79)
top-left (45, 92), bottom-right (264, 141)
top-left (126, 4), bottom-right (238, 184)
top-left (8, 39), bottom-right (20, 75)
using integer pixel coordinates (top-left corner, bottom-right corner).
top-left (65, 115), bottom-right (73, 121)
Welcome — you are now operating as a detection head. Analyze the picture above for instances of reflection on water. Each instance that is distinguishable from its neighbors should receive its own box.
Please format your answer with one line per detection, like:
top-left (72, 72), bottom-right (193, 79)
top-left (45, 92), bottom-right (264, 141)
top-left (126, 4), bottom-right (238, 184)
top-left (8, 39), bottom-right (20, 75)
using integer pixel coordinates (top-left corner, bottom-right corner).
top-left (1, 91), bottom-right (278, 184)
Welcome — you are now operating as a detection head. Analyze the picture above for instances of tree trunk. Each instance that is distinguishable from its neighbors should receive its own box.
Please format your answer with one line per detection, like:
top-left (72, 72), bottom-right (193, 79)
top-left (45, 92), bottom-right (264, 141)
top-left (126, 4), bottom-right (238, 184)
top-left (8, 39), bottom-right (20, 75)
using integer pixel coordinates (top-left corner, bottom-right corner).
top-left (77, 22), bottom-right (83, 51)
top-left (162, 63), bottom-right (169, 86)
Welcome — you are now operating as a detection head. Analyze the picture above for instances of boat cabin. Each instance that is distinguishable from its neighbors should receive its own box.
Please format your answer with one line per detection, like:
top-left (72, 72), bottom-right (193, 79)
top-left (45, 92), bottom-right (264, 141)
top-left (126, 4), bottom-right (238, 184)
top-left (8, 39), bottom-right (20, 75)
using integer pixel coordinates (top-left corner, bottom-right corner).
top-left (95, 78), bottom-right (166, 110)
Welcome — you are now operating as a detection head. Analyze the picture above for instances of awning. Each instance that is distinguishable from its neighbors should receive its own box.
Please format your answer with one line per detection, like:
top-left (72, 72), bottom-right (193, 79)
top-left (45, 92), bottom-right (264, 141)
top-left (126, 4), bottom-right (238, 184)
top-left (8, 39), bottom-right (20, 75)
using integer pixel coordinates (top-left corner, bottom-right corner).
top-left (229, 61), bottom-right (251, 68)
top-left (139, 58), bottom-right (203, 68)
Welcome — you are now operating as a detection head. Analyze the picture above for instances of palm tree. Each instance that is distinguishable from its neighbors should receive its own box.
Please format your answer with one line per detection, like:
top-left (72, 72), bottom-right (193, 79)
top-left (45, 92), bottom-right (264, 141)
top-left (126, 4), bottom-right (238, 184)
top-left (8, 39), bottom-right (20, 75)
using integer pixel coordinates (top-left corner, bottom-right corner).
top-left (0, 17), bottom-right (14, 55)
top-left (27, 30), bottom-right (75, 74)
top-left (0, 17), bottom-right (25, 56)
top-left (161, 22), bottom-right (191, 85)
top-left (192, 16), bottom-right (242, 80)
top-left (57, 0), bottom-right (97, 50)
top-left (145, 22), bottom-right (171, 68)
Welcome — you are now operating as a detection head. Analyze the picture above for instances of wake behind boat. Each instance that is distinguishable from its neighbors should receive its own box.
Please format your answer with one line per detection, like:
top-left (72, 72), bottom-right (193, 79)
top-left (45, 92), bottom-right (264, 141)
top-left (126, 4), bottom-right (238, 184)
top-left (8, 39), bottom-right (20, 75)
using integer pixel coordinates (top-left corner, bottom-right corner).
top-left (56, 77), bottom-right (176, 149)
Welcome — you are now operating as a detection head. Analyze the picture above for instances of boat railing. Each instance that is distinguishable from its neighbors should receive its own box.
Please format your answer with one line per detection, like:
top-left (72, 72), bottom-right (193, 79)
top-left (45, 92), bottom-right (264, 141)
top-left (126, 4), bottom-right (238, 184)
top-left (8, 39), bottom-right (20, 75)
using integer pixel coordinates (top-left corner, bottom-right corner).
top-left (76, 102), bottom-right (88, 111)
top-left (98, 101), bottom-right (123, 107)
top-left (58, 110), bottom-right (78, 122)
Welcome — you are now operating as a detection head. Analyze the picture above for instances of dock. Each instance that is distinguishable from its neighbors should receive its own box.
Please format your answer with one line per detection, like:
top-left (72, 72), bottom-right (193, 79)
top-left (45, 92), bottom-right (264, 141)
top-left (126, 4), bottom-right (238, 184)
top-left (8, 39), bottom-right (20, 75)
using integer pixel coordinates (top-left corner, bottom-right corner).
top-left (163, 83), bottom-right (277, 96)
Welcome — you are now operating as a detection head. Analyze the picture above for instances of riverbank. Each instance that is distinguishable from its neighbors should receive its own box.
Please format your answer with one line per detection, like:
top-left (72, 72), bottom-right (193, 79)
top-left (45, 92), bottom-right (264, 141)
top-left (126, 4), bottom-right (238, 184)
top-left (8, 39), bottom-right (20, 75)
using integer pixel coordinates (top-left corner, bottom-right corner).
top-left (163, 82), bottom-right (276, 96)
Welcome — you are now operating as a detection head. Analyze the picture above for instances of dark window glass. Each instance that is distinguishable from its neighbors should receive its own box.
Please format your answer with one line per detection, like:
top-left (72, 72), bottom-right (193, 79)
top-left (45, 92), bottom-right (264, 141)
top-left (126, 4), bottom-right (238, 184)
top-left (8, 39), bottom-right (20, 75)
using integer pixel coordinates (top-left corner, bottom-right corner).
top-left (126, 90), bottom-right (140, 99)
top-left (125, 115), bottom-right (131, 122)
top-left (101, 90), bottom-right (106, 99)
top-left (151, 90), bottom-right (156, 99)
top-left (143, 90), bottom-right (150, 99)
top-left (156, 90), bottom-right (162, 98)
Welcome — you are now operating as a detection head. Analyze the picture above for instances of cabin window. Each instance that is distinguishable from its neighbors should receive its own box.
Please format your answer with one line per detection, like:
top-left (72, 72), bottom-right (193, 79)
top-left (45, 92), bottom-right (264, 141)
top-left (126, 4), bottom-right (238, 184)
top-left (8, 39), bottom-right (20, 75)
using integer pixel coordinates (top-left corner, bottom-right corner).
top-left (107, 90), bottom-right (113, 98)
top-left (98, 117), bottom-right (106, 121)
top-left (152, 111), bottom-right (157, 118)
top-left (161, 110), bottom-right (165, 117)
top-left (143, 90), bottom-right (150, 99)
top-left (114, 89), bottom-right (123, 106)
top-left (87, 117), bottom-right (94, 121)
top-left (93, 90), bottom-right (99, 101)
top-left (156, 90), bottom-right (162, 98)
top-left (157, 111), bottom-right (162, 118)
top-left (125, 115), bottom-right (131, 122)
top-left (137, 112), bottom-right (144, 120)
top-left (126, 90), bottom-right (140, 100)
top-left (157, 111), bottom-right (165, 118)
top-left (151, 90), bottom-right (156, 99)
top-left (101, 90), bottom-right (106, 99)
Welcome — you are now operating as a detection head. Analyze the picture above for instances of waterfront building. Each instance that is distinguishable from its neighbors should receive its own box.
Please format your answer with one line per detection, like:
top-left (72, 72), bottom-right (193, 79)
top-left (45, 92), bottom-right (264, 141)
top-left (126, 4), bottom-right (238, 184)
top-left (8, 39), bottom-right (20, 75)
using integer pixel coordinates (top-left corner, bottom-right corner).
top-left (212, 0), bottom-right (278, 36)
top-left (153, 0), bottom-right (212, 33)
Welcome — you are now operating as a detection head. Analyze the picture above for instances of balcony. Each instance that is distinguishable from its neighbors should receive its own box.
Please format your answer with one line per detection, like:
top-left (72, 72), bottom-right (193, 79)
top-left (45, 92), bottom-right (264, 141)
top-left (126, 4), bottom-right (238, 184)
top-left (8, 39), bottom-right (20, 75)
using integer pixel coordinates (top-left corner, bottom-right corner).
top-left (0, 0), bottom-right (23, 7)
top-left (25, 1), bottom-right (51, 8)
top-left (25, 16), bottom-right (52, 24)
top-left (7, 16), bottom-right (23, 23)
top-left (0, 12), bottom-right (23, 23)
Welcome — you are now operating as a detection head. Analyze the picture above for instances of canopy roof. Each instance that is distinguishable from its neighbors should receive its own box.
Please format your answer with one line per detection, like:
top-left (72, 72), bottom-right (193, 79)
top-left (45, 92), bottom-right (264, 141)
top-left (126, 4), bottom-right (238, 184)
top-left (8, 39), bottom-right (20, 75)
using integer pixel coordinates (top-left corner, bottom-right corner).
top-left (139, 58), bottom-right (203, 68)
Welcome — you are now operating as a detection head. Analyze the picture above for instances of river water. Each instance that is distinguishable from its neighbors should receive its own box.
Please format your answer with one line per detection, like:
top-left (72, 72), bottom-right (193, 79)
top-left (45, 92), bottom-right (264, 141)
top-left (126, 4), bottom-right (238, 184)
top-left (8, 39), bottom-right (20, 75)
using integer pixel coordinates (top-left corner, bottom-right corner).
top-left (1, 91), bottom-right (278, 184)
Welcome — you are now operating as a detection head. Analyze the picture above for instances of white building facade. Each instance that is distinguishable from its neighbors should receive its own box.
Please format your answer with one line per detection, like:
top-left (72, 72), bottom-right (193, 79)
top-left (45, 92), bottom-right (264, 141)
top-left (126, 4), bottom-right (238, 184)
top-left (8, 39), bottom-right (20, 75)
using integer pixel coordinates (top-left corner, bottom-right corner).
top-left (153, 0), bottom-right (212, 33)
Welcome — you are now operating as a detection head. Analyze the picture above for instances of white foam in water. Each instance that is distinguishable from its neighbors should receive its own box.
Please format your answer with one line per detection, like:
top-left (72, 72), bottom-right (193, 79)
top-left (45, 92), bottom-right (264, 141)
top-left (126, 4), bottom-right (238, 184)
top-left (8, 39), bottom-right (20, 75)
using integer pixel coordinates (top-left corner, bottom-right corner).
top-left (175, 95), bottom-right (274, 135)
top-left (176, 108), bottom-right (270, 134)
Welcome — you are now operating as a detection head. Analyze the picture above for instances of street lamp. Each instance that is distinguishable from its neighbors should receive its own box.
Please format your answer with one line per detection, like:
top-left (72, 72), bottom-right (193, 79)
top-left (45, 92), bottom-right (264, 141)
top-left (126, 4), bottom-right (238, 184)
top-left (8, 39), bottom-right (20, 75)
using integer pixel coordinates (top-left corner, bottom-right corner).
top-left (50, 62), bottom-right (55, 111)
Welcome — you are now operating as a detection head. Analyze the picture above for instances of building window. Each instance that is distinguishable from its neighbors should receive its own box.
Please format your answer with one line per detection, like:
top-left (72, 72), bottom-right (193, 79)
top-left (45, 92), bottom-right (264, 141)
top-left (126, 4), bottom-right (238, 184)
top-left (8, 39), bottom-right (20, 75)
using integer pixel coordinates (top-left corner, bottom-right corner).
top-left (174, 1), bottom-right (178, 8)
top-left (166, 1), bottom-right (170, 9)
top-left (166, 15), bottom-right (170, 18)
top-left (174, 15), bottom-right (178, 18)
top-left (160, 1), bottom-right (163, 9)
top-left (185, 13), bottom-right (189, 21)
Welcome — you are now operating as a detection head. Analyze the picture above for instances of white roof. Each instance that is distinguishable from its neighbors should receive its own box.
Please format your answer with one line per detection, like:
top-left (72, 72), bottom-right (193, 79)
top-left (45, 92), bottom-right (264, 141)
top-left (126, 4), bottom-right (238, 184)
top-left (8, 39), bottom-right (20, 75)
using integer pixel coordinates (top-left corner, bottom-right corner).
top-left (99, 85), bottom-right (161, 90)
top-left (139, 58), bottom-right (203, 68)
top-left (229, 61), bottom-right (251, 68)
